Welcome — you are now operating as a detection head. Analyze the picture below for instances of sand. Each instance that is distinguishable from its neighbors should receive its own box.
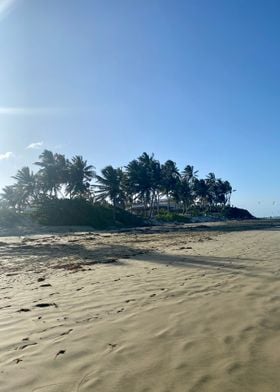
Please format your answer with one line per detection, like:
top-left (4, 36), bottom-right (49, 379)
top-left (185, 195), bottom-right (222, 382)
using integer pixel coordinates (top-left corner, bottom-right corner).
top-left (0, 223), bottom-right (280, 391)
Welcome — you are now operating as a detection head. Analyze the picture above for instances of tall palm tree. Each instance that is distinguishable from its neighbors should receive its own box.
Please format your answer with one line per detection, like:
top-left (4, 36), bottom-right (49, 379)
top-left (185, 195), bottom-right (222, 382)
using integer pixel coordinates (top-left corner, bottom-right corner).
top-left (66, 155), bottom-right (95, 198)
top-left (193, 178), bottom-right (210, 208)
top-left (161, 160), bottom-right (180, 211)
top-left (205, 172), bottom-right (217, 206)
top-left (35, 150), bottom-right (67, 197)
top-left (0, 185), bottom-right (22, 210)
top-left (95, 166), bottom-right (126, 220)
top-left (126, 153), bottom-right (161, 217)
top-left (205, 174), bottom-right (233, 207)
top-left (12, 166), bottom-right (37, 206)
top-left (214, 179), bottom-right (233, 206)
top-left (172, 178), bottom-right (193, 213)
top-left (126, 158), bottom-right (148, 209)
top-left (223, 180), bottom-right (233, 205)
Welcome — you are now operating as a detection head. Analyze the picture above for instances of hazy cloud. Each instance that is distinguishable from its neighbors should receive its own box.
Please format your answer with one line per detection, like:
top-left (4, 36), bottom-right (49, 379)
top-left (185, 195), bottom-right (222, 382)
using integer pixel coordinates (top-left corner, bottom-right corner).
top-left (27, 141), bottom-right (43, 150)
top-left (0, 107), bottom-right (67, 116)
top-left (0, 106), bottom-right (88, 116)
top-left (0, 0), bottom-right (18, 20)
top-left (0, 151), bottom-right (14, 160)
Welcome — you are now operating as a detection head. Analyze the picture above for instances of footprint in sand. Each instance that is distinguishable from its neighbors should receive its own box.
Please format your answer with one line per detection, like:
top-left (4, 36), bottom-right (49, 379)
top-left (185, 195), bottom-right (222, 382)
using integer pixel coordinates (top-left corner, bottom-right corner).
top-left (17, 308), bottom-right (31, 313)
top-left (35, 303), bottom-right (58, 308)
top-left (60, 329), bottom-right (73, 336)
top-left (108, 343), bottom-right (117, 351)
top-left (0, 305), bottom-right (11, 310)
top-left (55, 350), bottom-right (66, 359)
top-left (18, 342), bottom-right (38, 350)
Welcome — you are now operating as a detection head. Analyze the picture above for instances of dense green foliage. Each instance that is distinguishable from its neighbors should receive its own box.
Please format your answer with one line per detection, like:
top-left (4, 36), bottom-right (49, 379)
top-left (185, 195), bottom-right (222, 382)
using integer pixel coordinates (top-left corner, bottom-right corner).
top-left (0, 207), bottom-right (25, 227)
top-left (31, 199), bottom-right (144, 228)
top-left (0, 149), bottom-right (254, 227)
top-left (155, 211), bottom-right (191, 223)
top-left (222, 206), bottom-right (256, 220)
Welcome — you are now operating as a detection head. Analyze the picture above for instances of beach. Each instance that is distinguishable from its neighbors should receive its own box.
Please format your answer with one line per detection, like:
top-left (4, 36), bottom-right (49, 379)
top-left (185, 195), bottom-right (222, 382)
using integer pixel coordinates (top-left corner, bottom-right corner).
top-left (0, 222), bottom-right (280, 391)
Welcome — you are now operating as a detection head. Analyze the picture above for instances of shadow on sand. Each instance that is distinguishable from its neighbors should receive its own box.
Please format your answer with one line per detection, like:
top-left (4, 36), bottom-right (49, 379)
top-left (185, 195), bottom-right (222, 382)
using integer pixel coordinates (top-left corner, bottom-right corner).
top-left (0, 237), bottom-right (277, 280)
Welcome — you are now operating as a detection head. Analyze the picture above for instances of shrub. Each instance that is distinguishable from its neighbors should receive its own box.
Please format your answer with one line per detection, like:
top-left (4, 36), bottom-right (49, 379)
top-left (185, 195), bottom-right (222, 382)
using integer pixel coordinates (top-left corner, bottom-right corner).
top-left (31, 199), bottom-right (144, 228)
top-left (222, 206), bottom-right (256, 220)
top-left (0, 208), bottom-right (24, 227)
top-left (155, 211), bottom-right (191, 223)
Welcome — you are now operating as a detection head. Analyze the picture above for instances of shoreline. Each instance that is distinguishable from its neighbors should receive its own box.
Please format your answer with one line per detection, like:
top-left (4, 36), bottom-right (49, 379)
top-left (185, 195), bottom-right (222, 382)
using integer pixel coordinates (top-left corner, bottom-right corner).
top-left (1, 217), bottom-right (280, 239)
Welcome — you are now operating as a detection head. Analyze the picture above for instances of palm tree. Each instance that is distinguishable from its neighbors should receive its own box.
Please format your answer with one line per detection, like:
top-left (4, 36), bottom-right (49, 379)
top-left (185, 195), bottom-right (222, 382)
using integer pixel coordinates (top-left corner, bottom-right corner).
top-left (214, 179), bottom-right (233, 206)
top-left (35, 150), bottom-right (66, 197)
top-left (161, 160), bottom-right (180, 211)
top-left (0, 185), bottom-right (22, 210)
top-left (126, 153), bottom-right (161, 217)
top-left (66, 155), bottom-right (95, 198)
top-left (193, 178), bottom-right (210, 208)
top-left (126, 157), bottom-right (148, 210)
top-left (205, 174), bottom-right (233, 208)
top-left (182, 165), bottom-right (198, 183)
top-left (12, 166), bottom-right (37, 206)
top-left (223, 180), bottom-right (233, 205)
top-left (148, 157), bottom-right (162, 216)
top-left (95, 166), bottom-right (126, 220)
top-left (205, 172), bottom-right (217, 206)
top-left (206, 172), bottom-right (216, 183)
top-left (172, 178), bottom-right (193, 213)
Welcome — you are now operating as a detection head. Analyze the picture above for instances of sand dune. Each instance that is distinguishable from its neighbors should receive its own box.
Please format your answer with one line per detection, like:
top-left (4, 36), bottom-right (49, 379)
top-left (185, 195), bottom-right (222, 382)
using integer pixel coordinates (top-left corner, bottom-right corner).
top-left (0, 224), bottom-right (280, 391)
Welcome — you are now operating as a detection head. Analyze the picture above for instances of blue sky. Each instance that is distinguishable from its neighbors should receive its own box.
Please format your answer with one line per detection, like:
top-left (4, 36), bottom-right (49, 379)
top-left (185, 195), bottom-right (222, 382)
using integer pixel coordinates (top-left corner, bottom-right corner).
top-left (0, 0), bottom-right (280, 217)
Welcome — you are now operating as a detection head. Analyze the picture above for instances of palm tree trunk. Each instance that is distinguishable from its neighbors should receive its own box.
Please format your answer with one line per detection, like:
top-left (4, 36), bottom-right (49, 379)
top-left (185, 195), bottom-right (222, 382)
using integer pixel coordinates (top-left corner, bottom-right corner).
top-left (157, 192), bottom-right (160, 214)
top-left (113, 199), bottom-right (116, 223)
top-left (149, 191), bottom-right (156, 218)
top-left (143, 198), bottom-right (147, 218)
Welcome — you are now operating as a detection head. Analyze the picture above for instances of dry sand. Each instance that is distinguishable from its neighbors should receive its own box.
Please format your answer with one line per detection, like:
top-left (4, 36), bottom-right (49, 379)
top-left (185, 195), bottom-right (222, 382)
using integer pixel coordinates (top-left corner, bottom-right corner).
top-left (0, 223), bottom-right (280, 391)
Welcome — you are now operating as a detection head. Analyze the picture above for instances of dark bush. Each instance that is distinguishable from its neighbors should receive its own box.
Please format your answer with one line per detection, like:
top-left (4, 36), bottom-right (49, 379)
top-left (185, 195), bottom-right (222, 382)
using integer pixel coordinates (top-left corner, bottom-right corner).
top-left (0, 208), bottom-right (25, 227)
top-left (222, 206), bottom-right (256, 220)
top-left (31, 199), bottom-right (144, 228)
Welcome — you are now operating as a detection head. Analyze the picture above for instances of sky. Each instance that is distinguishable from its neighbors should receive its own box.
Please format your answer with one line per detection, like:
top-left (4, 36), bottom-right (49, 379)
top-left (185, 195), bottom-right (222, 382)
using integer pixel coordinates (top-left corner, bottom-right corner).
top-left (0, 0), bottom-right (280, 217)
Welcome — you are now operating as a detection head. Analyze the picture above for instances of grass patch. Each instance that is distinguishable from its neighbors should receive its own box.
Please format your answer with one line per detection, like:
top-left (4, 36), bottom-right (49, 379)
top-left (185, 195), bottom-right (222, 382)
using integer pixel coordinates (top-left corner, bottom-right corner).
top-left (155, 211), bottom-right (191, 223)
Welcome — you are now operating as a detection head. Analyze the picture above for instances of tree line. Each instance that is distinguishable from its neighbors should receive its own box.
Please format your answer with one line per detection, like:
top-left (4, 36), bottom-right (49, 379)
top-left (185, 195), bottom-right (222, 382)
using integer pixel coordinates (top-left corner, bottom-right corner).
top-left (1, 150), bottom-right (233, 217)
